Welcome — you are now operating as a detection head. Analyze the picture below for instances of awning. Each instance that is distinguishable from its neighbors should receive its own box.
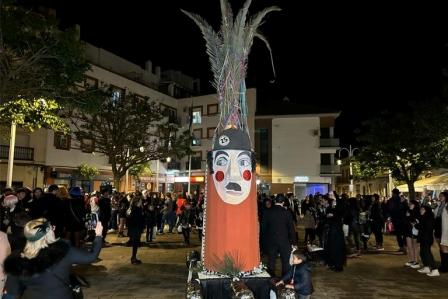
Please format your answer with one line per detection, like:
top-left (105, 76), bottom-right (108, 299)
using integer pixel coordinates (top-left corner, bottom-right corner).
top-left (396, 173), bottom-right (448, 192)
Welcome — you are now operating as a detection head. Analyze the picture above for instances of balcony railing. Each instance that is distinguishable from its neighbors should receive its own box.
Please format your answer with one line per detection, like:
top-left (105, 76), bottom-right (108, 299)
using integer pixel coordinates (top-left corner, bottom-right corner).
top-left (320, 164), bottom-right (341, 175)
top-left (320, 138), bottom-right (340, 147)
top-left (0, 145), bottom-right (34, 161)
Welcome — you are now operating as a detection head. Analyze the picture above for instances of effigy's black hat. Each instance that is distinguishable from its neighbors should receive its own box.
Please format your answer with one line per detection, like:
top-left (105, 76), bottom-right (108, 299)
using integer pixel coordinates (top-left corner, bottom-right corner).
top-left (213, 128), bottom-right (251, 151)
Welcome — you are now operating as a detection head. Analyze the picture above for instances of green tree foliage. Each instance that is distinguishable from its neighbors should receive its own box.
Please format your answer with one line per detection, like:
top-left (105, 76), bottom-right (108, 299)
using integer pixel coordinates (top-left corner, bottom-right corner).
top-left (358, 99), bottom-right (448, 200)
top-left (129, 162), bottom-right (152, 180)
top-left (69, 90), bottom-right (192, 188)
top-left (0, 98), bottom-right (67, 131)
top-left (0, 0), bottom-right (90, 130)
top-left (351, 158), bottom-right (382, 194)
top-left (78, 163), bottom-right (99, 180)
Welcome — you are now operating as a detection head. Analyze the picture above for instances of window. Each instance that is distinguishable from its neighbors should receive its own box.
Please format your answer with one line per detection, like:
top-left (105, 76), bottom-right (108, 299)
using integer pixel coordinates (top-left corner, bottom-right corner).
top-left (81, 138), bottom-right (95, 153)
top-left (85, 76), bottom-right (98, 88)
top-left (192, 106), bottom-right (202, 124)
top-left (54, 133), bottom-right (71, 150)
top-left (111, 86), bottom-right (125, 104)
top-left (187, 151), bottom-right (202, 170)
top-left (207, 127), bottom-right (216, 139)
top-left (207, 103), bottom-right (218, 115)
top-left (161, 104), bottom-right (178, 124)
top-left (192, 129), bottom-right (202, 146)
top-left (191, 152), bottom-right (202, 169)
top-left (320, 153), bottom-right (331, 165)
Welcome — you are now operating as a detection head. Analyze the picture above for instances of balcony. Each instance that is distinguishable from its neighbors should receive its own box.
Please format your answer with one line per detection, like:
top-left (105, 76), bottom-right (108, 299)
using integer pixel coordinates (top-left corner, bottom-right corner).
top-left (320, 164), bottom-right (341, 175)
top-left (0, 145), bottom-right (34, 161)
top-left (320, 138), bottom-right (340, 148)
top-left (167, 161), bottom-right (181, 171)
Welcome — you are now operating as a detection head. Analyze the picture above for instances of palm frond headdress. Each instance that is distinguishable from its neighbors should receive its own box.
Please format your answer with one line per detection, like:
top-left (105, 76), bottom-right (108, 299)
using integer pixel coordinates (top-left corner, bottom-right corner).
top-left (182, 0), bottom-right (280, 144)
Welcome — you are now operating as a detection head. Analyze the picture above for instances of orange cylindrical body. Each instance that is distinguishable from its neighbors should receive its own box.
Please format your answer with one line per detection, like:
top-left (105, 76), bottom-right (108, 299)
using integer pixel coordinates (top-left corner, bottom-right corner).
top-left (203, 175), bottom-right (260, 272)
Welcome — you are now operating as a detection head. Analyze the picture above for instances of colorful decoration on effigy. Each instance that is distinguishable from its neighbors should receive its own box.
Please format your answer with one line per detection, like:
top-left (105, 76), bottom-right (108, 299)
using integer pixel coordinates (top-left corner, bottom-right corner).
top-left (182, 0), bottom-right (280, 273)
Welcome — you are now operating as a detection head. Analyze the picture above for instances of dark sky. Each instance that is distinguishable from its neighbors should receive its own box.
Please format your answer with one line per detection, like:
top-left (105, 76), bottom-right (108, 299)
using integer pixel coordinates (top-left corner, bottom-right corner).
top-left (29, 0), bottom-right (448, 144)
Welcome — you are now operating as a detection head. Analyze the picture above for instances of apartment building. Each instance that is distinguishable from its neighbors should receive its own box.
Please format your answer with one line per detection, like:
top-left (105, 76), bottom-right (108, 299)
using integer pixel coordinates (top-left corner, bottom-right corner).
top-left (254, 101), bottom-right (341, 198)
top-left (0, 43), bottom-right (254, 193)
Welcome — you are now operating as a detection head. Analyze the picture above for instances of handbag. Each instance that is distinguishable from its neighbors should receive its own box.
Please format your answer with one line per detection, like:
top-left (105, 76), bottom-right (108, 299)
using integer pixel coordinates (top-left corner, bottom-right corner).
top-left (47, 270), bottom-right (84, 299)
top-left (386, 220), bottom-right (394, 234)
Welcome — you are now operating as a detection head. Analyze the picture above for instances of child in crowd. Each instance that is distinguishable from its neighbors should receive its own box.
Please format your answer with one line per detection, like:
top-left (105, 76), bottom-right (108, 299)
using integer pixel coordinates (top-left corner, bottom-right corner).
top-left (276, 250), bottom-right (314, 299)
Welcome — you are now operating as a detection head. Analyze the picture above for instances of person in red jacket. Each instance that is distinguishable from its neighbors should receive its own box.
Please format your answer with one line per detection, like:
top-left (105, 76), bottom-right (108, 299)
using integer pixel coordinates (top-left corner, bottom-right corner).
top-left (176, 194), bottom-right (186, 216)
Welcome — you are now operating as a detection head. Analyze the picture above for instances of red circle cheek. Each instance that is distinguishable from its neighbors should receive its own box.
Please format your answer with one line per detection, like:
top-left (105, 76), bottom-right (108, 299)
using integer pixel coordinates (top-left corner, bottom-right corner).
top-left (215, 171), bottom-right (224, 182)
top-left (243, 170), bottom-right (252, 181)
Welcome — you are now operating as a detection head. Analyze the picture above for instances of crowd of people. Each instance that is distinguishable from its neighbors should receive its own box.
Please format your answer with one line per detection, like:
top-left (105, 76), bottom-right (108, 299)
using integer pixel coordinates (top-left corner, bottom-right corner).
top-left (258, 188), bottom-right (448, 282)
top-left (0, 184), bottom-right (206, 298)
top-left (1, 184), bottom-right (447, 298)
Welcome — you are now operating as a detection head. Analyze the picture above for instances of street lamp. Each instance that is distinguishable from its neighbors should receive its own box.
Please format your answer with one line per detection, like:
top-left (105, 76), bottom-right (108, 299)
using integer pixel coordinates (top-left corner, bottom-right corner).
top-left (338, 145), bottom-right (359, 196)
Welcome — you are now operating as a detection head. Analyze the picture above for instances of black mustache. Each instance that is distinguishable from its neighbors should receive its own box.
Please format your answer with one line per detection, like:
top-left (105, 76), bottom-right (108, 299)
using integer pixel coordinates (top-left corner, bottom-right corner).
top-left (225, 182), bottom-right (242, 191)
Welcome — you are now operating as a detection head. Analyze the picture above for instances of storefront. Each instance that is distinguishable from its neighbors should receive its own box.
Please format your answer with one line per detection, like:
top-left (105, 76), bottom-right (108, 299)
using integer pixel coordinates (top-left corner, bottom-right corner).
top-left (173, 175), bottom-right (205, 195)
top-left (44, 167), bottom-right (113, 193)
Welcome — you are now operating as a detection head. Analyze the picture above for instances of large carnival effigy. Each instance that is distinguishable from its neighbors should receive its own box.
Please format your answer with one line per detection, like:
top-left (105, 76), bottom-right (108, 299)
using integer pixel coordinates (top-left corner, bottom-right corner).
top-left (182, 1), bottom-right (281, 298)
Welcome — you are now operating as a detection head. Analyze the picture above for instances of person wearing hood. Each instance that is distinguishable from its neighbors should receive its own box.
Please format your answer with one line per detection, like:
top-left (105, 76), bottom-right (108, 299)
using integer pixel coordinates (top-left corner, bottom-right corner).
top-left (3, 218), bottom-right (103, 299)
top-left (276, 250), bottom-right (314, 299)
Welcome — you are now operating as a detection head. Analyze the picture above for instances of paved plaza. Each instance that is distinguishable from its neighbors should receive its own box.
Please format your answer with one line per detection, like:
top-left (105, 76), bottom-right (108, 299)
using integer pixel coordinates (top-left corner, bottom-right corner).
top-left (76, 227), bottom-right (448, 299)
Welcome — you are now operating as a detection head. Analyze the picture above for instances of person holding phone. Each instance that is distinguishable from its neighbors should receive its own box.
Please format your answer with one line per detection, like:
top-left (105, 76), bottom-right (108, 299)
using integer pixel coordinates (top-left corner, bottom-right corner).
top-left (4, 218), bottom-right (103, 298)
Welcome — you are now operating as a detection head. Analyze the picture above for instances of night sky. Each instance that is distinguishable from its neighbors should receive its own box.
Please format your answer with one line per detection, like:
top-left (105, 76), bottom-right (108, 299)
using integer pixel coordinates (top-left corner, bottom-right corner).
top-left (28, 0), bottom-right (448, 144)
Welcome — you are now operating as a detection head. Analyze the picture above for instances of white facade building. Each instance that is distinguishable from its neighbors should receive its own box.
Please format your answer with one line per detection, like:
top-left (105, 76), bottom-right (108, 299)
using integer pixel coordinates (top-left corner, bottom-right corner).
top-left (255, 112), bottom-right (340, 198)
top-left (1, 43), bottom-right (253, 193)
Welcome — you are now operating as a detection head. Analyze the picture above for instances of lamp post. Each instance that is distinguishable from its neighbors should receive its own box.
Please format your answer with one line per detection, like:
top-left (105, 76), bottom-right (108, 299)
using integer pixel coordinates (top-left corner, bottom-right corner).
top-left (124, 146), bottom-right (144, 193)
top-left (6, 122), bottom-right (16, 188)
top-left (338, 145), bottom-right (359, 196)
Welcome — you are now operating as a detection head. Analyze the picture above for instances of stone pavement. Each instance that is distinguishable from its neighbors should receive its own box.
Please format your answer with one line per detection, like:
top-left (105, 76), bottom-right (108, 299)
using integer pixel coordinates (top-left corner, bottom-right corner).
top-left (75, 227), bottom-right (448, 299)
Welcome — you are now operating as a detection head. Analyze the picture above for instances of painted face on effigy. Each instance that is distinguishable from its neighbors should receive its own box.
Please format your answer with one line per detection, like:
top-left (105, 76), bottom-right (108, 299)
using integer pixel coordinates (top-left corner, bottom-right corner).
top-left (212, 148), bottom-right (252, 205)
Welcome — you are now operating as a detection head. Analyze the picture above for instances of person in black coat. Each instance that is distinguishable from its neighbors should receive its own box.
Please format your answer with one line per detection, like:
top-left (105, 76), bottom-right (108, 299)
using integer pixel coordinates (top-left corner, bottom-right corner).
top-left (323, 193), bottom-right (346, 272)
top-left (179, 202), bottom-right (195, 246)
top-left (416, 205), bottom-right (439, 276)
top-left (370, 194), bottom-right (385, 250)
top-left (261, 194), bottom-right (298, 276)
top-left (31, 192), bottom-right (64, 238)
top-left (127, 195), bottom-right (145, 264)
top-left (276, 250), bottom-right (314, 299)
top-left (4, 218), bottom-right (103, 299)
top-left (387, 188), bottom-right (408, 252)
top-left (144, 203), bottom-right (157, 243)
top-left (65, 187), bottom-right (86, 248)
top-left (98, 189), bottom-right (112, 243)
top-left (117, 194), bottom-right (129, 237)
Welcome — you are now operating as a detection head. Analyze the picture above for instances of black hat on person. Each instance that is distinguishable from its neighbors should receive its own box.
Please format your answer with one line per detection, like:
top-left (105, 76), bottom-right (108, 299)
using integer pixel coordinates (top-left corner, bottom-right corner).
top-left (392, 188), bottom-right (400, 195)
top-left (275, 194), bottom-right (286, 204)
top-left (48, 184), bottom-right (59, 193)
